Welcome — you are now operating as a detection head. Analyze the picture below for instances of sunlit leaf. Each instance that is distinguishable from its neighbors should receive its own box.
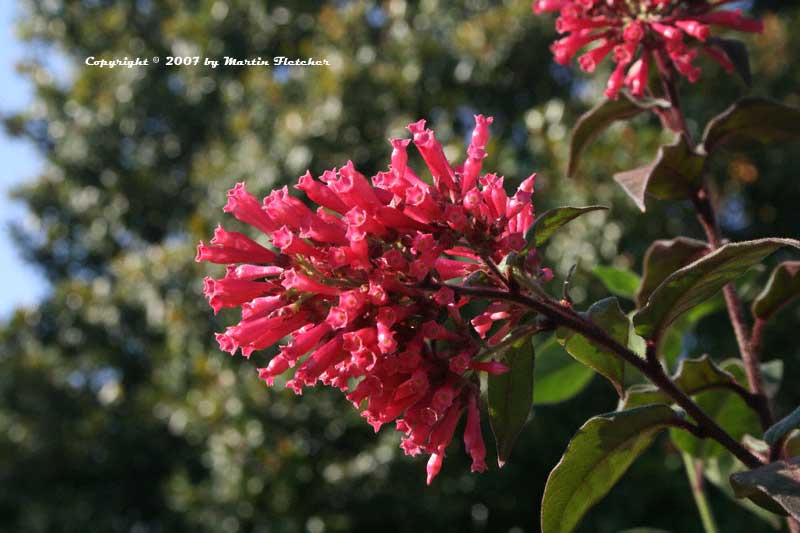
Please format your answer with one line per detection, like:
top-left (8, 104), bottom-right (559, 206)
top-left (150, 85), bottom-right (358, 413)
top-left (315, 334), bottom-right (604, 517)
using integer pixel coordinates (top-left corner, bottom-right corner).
top-left (524, 205), bottom-right (608, 250)
top-left (533, 336), bottom-right (594, 405)
top-left (593, 266), bottom-right (641, 300)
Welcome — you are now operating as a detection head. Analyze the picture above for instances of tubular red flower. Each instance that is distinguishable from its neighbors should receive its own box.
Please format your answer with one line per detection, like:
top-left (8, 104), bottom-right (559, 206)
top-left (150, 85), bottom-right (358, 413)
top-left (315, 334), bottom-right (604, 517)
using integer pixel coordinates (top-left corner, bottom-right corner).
top-left (426, 453), bottom-right (443, 486)
top-left (464, 393), bottom-right (487, 473)
top-left (198, 114), bottom-right (549, 483)
top-left (223, 182), bottom-right (277, 234)
top-left (257, 355), bottom-right (291, 386)
top-left (533, 1), bottom-right (763, 97)
top-left (578, 39), bottom-right (615, 73)
top-left (470, 360), bottom-right (511, 375)
top-left (408, 120), bottom-right (457, 194)
top-left (625, 55), bottom-right (650, 98)
top-left (295, 171), bottom-right (349, 215)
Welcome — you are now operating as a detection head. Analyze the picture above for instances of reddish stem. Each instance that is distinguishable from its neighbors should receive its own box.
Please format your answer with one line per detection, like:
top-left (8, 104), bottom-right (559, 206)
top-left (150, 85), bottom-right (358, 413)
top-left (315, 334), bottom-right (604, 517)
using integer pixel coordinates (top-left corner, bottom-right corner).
top-left (430, 282), bottom-right (764, 469)
top-left (661, 75), bottom-right (774, 429)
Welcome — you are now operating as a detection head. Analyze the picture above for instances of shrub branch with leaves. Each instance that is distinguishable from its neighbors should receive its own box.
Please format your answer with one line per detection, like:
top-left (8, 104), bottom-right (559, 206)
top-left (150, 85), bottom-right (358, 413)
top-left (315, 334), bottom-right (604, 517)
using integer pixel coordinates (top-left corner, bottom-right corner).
top-left (197, 2), bottom-right (800, 532)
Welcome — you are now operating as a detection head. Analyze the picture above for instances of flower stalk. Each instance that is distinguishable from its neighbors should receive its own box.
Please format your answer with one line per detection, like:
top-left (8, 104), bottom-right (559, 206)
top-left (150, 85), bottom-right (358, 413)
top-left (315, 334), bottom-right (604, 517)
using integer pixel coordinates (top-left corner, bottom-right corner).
top-left (435, 281), bottom-right (764, 469)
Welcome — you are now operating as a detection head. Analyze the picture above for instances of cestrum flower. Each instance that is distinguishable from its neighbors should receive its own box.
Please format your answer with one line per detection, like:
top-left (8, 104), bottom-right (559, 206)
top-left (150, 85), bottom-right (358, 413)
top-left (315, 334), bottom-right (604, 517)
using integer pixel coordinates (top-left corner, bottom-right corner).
top-left (532, 0), bottom-right (763, 99)
top-left (197, 115), bottom-right (549, 483)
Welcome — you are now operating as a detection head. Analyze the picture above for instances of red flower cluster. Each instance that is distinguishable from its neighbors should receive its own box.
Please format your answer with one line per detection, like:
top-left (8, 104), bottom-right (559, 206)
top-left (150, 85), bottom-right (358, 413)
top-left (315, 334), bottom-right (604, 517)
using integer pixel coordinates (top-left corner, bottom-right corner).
top-left (197, 116), bottom-right (548, 483)
top-left (532, 0), bottom-right (763, 98)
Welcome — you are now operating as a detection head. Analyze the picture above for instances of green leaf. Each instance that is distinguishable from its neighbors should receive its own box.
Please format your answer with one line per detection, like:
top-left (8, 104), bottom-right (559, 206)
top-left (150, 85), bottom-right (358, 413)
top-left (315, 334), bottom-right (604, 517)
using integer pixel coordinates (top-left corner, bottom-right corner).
top-left (593, 266), bottom-right (641, 300)
top-left (557, 297), bottom-right (629, 396)
top-left (620, 355), bottom-right (736, 410)
top-left (730, 458), bottom-right (800, 520)
top-left (524, 205), bottom-right (608, 250)
top-left (613, 136), bottom-right (705, 212)
top-left (568, 93), bottom-right (668, 177)
top-left (786, 431), bottom-right (800, 457)
top-left (764, 407), bottom-right (800, 447)
top-left (637, 237), bottom-right (709, 307)
top-left (533, 336), bottom-right (594, 405)
top-left (633, 239), bottom-right (800, 340)
top-left (702, 97), bottom-right (800, 154)
top-left (670, 359), bottom-right (761, 459)
top-left (541, 405), bottom-right (681, 533)
top-left (752, 261), bottom-right (800, 320)
top-left (488, 337), bottom-right (535, 467)
top-left (708, 37), bottom-right (752, 86)
top-left (703, 455), bottom-right (784, 528)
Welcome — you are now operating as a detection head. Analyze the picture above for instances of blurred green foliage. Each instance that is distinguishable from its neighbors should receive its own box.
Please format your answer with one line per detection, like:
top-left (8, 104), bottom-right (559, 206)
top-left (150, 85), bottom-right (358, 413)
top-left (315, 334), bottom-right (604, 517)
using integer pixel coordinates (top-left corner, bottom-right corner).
top-left (1, 1), bottom-right (799, 532)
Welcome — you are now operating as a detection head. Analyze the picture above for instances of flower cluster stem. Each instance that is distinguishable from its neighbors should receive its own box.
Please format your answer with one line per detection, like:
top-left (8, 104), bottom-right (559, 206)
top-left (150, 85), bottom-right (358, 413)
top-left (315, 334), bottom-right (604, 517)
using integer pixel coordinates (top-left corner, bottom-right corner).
top-left (435, 283), bottom-right (764, 469)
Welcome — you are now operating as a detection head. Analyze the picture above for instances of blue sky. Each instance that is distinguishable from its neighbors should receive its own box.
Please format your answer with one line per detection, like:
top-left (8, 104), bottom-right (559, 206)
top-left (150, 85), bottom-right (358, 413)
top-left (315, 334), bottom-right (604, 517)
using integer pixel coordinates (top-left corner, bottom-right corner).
top-left (0, 3), bottom-right (49, 318)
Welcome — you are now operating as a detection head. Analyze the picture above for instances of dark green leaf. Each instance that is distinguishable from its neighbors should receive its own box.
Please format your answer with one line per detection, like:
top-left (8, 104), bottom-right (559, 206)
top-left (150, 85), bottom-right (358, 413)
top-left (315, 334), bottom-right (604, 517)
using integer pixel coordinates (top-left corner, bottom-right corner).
top-left (557, 297), bottom-right (630, 396)
top-left (670, 359), bottom-right (761, 459)
top-left (752, 261), bottom-right (800, 320)
top-left (613, 137), bottom-right (705, 212)
top-left (524, 205), bottom-right (608, 250)
top-left (488, 337), bottom-right (535, 467)
top-left (637, 238), bottom-right (709, 307)
top-left (764, 407), bottom-right (800, 446)
top-left (620, 355), bottom-right (736, 410)
top-left (533, 336), bottom-right (594, 405)
top-left (541, 405), bottom-right (681, 533)
top-left (568, 93), bottom-right (668, 177)
top-left (593, 266), bottom-right (641, 300)
top-left (702, 97), bottom-right (800, 154)
top-left (730, 458), bottom-right (800, 520)
top-left (633, 239), bottom-right (800, 340)
top-left (708, 37), bottom-right (752, 86)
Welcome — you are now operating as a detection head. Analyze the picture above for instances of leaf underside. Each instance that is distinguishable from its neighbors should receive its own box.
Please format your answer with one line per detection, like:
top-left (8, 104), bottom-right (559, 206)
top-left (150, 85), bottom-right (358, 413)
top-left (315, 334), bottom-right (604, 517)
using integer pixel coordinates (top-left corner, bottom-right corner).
top-left (730, 458), bottom-right (800, 520)
top-left (633, 239), bottom-right (800, 340)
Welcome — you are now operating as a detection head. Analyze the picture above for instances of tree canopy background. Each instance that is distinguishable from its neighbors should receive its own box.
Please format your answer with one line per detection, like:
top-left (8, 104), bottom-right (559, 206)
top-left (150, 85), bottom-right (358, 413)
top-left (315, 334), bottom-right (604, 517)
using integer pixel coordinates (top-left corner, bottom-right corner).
top-left (1, 1), bottom-right (799, 531)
